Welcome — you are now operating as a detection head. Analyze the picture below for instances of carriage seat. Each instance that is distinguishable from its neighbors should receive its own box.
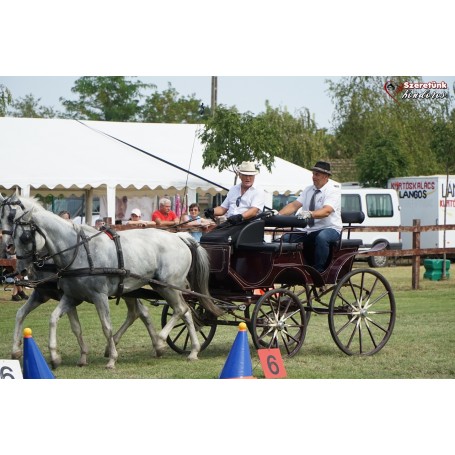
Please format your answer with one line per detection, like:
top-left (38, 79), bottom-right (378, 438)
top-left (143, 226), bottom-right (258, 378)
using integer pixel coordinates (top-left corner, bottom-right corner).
top-left (235, 220), bottom-right (302, 253)
top-left (338, 211), bottom-right (365, 249)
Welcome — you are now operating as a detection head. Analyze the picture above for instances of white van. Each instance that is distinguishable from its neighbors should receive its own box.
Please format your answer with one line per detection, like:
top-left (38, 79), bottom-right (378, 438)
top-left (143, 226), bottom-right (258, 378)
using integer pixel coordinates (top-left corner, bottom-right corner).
top-left (341, 184), bottom-right (402, 267)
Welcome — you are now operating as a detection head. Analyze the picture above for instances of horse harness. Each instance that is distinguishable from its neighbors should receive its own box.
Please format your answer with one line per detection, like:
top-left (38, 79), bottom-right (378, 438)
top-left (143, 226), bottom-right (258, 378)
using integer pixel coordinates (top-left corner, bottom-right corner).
top-left (1, 202), bottom-right (235, 309)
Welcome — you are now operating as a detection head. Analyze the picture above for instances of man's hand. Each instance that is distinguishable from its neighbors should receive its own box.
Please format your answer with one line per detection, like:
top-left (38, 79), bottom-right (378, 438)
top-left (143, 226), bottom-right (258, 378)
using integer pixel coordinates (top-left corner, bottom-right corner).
top-left (227, 214), bottom-right (244, 225)
top-left (204, 208), bottom-right (215, 219)
top-left (297, 210), bottom-right (312, 220)
top-left (270, 209), bottom-right (279, 216)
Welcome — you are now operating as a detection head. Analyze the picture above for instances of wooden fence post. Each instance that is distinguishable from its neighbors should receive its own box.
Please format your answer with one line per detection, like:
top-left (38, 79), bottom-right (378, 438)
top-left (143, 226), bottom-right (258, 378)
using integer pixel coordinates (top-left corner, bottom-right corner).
top-left (412, 219), bottom-right (421, 289)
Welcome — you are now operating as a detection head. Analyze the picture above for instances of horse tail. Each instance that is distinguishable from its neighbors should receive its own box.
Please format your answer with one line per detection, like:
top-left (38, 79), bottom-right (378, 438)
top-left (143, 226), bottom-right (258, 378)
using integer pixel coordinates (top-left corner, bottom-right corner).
top-left (177, 234), bottom-right (224, 317)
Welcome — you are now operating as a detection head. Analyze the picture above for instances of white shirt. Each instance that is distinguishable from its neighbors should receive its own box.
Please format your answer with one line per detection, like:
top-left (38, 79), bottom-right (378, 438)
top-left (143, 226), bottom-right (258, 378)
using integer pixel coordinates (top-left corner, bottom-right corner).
top-left (296, 180), bottom-right (342, 233)
top-left (221, 183), bottom-right (265, 217)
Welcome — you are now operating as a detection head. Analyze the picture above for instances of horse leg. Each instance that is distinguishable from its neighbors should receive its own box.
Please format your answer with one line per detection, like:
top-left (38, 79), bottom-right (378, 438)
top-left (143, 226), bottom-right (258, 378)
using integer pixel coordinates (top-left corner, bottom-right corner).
top-left (11, 290), bottom-right (45, 359)
top-left (180, 309), bottom-right (201, 361)
top-left (157, 289), bottom-right (201, 361)
top-left (107, 297), bottom-right (162, 357)
top-left (107, 298), bottom-right (137, 357)
top-left (130, 298), bottom-right (164, 358)
top-left (66, 307), bottom-right (89, 367)
top-left (49, 296), bottom-right (80, 369)
top-left (93, 296), bottom-right (118, 369)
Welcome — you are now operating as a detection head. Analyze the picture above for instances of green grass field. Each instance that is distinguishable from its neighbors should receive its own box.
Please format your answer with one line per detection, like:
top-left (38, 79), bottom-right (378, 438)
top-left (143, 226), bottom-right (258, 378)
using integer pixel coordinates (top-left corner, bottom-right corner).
top-left (0, 264), bottom-right (453, 379)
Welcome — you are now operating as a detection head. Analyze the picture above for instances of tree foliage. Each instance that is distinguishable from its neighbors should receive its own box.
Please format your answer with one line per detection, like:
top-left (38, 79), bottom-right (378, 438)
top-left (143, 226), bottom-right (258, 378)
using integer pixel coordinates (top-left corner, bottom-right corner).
top-left (327, 76), bottom-right (455, 184)
top-left (60, 76), bottom-right (154, 121)
top-left (0, 84), bottom-right (12, 116)
top-left (431, 114), bottom-right (455, 174)
top-left (8, 94), bottom-right (58, 118)
top-left (261, 103), bottom-right (329, 168)
top-left (356, 131), bottom-right (410, 187)
top-left (141, 83), bottom-right (207, 123)
top-left (198, 102), bottom-right (333, 183)
top-left (198, 105), bottom-right (279, 177)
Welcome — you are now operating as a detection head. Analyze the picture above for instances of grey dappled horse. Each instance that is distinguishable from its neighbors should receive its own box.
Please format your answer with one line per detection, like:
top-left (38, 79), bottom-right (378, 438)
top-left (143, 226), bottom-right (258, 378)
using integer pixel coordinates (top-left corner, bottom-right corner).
top-left (0, 195), bottom-right (222, 369)
top-left (1, 200), bottom-right (161, 368)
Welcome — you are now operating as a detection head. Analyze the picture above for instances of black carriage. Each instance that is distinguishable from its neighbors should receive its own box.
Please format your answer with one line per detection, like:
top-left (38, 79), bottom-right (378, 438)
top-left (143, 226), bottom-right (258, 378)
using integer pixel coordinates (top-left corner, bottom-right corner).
top-left (163, 212), bottom-right (396, 357)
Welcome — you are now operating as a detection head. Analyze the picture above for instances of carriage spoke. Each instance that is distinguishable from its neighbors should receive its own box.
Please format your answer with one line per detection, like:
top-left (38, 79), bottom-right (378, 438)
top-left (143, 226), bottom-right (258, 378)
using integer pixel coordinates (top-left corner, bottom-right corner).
top-left (251, 288), bottom-right (307, 357)
top-left (329, 269), bottom-right (396, 356)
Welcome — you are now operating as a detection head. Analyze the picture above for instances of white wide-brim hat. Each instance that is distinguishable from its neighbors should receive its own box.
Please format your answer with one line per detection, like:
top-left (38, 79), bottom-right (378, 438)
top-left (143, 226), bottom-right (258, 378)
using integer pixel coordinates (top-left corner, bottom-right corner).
top-left (236, 161), bottom-right (259, 175)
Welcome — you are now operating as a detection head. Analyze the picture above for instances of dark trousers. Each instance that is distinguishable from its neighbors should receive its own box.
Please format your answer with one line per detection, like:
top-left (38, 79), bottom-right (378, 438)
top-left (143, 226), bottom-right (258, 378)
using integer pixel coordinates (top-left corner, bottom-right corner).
top-left (280, 228), bottom-right (341, 272)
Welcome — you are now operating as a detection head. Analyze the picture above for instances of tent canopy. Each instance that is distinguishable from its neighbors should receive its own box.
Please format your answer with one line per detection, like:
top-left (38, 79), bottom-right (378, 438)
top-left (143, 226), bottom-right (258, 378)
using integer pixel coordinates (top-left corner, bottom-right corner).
top-left (0, 117), bottom-right (315, 222)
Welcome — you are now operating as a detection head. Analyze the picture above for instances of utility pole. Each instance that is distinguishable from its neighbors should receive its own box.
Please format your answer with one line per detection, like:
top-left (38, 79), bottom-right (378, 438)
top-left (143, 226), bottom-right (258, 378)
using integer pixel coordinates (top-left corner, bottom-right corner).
top-left (211, 76), bottom-right (218, 115)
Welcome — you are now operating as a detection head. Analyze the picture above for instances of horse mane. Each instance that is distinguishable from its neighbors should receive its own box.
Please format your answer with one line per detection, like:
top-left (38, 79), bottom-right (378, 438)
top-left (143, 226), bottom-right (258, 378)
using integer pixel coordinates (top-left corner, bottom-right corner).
top-left (13, 196), bottom-right (91, 229)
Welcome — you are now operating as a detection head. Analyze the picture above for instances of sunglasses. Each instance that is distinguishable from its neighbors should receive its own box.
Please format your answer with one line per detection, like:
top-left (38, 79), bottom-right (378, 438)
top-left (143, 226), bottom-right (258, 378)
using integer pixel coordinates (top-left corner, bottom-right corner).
top-left (236, 196), bottom-right (241, 207)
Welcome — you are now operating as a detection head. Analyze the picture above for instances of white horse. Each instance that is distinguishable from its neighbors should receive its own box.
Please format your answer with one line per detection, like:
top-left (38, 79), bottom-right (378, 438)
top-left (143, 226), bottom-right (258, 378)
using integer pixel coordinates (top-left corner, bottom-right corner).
top-left (0, 195), bottom-right (222, 369)
top-left (1, 202), bottom-right (163, 367)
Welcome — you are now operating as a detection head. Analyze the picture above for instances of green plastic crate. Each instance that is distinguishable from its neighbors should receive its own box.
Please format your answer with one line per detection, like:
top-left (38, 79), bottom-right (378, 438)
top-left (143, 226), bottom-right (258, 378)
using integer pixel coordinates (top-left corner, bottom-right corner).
top-left (423, 259), bottom-right (451, 281)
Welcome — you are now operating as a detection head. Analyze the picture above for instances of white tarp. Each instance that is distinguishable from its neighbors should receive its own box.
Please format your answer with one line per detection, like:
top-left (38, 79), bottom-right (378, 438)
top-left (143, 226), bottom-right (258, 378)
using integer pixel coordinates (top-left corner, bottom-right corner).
top-left (0, 117), bottom-right (315, 222)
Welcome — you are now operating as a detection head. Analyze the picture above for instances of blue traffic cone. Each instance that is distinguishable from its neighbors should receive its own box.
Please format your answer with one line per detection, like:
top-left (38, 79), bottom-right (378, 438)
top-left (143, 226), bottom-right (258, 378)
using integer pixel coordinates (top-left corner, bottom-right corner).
top-left (219, 322), bottom-right (255, 379)
top-left (23, 328), bottom-right (55, 379)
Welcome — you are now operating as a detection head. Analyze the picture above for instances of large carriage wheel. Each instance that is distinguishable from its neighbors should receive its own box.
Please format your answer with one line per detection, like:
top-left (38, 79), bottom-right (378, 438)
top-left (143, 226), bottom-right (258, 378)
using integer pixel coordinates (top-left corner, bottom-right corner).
top-left (161, 302), bottom-right (217, 355)
top-left (328, 269), bottom-right (396, 356)
top-left (251, 288), bottom-right (307, 357)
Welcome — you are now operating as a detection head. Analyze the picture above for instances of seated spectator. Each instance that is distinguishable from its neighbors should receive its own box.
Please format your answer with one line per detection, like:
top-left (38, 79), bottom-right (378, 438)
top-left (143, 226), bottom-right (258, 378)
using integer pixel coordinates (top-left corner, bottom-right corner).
top-left (0, 233), bottom-right (27, 301)
top-left (58, 210), bottom-right (71, 220)
top-left (94, 218), bottom-right (105, 230)
top-left (127, 208), bottom-right (155, 227)
top-left (181, 203), bottom-right (214, 241)
top-left (152, 198), bottom-right (179, 226)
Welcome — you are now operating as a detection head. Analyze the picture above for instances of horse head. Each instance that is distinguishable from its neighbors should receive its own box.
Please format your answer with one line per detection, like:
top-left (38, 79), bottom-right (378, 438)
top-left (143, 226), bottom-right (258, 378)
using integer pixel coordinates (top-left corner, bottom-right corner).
top-left (0, 194), bottom-right (47, 275)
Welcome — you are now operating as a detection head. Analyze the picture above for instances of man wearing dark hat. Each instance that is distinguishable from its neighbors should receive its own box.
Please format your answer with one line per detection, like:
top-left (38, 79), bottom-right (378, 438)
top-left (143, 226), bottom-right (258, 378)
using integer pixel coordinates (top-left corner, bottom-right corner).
top-left (278, 161), bottom-right (342, 272)
top-left (204, 161), bottom-right (265, 225)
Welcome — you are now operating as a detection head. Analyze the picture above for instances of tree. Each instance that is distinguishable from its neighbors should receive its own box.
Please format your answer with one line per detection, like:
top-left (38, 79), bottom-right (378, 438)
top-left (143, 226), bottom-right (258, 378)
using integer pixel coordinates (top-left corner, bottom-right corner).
top-left (8, 93), bottom-right (58, 118)
top-left (198, 105), bottom-right (280, 182)
top-left (0, 84), bottom-right (12, 116)
top-left (327, 76), bottom-right (453, 181)
top-left (431, 114), bottom-right (455, 174)
top-left (261, 103), bottom-right (329, 168)
top-left (356, 131), bottom-right (410, 187)
top-left (141, 83), bottom-right (207, 123)
top-left (60, 76), bottom-right (154, 121)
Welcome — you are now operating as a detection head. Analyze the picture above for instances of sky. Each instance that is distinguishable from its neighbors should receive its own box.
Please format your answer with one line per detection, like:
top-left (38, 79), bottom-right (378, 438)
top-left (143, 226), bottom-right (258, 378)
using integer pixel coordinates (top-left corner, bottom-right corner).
top-left (2, 75), bottom-right (454, 132)
top-left (0, 75), bottom-right (340, 129)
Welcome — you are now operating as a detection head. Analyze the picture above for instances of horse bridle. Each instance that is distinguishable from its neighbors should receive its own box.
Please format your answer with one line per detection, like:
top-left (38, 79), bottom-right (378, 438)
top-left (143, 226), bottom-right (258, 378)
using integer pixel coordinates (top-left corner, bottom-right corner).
top-left (1, 197), bottom-right (91, 270)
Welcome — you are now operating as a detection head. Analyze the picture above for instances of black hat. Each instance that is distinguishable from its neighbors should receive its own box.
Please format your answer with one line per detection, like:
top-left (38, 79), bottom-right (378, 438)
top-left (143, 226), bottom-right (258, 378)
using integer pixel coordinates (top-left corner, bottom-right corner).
top-left (311, 161), bottom-right (332, 175)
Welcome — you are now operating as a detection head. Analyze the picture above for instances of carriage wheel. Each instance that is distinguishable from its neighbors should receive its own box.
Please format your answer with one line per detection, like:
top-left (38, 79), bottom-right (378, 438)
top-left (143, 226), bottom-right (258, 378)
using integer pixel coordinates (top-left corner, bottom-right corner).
top-left (328, 269), bottom-right (396, 356)
top-left (282, 284), bottom-right (312, 324)
top-left (251, 288), bottom-right (307, 358)
top-left (161, 302), bottom-right (217, 355)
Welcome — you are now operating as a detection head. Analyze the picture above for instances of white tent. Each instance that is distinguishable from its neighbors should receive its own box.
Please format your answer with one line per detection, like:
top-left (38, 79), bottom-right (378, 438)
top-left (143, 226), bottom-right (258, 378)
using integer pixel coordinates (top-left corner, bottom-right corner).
top-left (0, 117), bottom-right (314, 223)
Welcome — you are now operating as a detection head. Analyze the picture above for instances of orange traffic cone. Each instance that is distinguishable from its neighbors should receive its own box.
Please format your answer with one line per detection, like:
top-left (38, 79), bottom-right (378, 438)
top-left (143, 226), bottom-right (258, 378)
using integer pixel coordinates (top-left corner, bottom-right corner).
top-left (219, 322), bottom-right (255, 379)
top-left (23, 328), bottom-right (55, 379)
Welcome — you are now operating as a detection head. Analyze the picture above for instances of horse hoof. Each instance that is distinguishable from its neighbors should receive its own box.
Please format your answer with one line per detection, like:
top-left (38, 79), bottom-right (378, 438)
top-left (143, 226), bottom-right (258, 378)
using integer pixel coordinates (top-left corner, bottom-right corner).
top-left (51, 358), bottom-right (62, 370)
top-left (11, 350), bottom-right (22, 360)
top-left (187, 354), bottom-right (199, 361)
top-left (155, 347), bottom-right (165, 358)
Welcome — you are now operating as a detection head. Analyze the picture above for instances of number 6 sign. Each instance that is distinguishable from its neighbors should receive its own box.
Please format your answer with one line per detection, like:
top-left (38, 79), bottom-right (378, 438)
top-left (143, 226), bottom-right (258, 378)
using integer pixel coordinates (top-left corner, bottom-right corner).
top-left (258, 348), bottom-right (287, 379)
top-left (0, 360), bottom-right (23, 379)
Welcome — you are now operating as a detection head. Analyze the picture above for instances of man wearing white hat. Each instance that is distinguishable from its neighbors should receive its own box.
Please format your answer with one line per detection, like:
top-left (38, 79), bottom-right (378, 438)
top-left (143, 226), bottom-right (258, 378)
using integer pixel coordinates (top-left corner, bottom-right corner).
top-left (204, 161), bottom-right (265, 225)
